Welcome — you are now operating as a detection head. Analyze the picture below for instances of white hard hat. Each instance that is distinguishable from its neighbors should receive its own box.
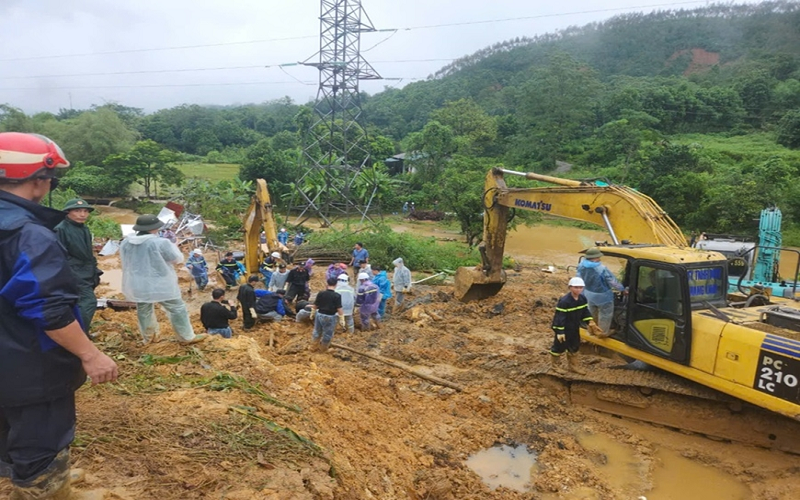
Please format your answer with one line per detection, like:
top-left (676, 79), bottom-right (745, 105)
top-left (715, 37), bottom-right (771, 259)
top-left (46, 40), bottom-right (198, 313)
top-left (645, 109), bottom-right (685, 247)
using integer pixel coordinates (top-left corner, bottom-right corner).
top-left (192, 249), bottom-right (202, 255)
top-left (357, 272), bottom-right (370, 281)
top-left (280, 228), bottom-right (286, 232)
top-left (337, 274), bottom-right (349, 282)
top-left (270, 252), bottom-right (281, 259)
top-left (568, 277), bottom-right (585, 287)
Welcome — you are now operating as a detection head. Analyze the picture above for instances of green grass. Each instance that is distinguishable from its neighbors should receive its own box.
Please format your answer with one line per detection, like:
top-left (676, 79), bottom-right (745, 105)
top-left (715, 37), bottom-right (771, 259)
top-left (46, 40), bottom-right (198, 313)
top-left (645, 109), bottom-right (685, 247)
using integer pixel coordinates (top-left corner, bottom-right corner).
top-left (671, 133), bottom-right (800, 165)
top-left (176, 162), bottom-right (241, 182)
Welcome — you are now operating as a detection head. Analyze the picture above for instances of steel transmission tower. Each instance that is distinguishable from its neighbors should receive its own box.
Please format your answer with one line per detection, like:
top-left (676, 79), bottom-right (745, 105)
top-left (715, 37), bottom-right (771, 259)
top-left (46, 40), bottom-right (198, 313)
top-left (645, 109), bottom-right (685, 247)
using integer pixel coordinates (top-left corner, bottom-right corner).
top-left (290, 0), bottom-right (381, 226)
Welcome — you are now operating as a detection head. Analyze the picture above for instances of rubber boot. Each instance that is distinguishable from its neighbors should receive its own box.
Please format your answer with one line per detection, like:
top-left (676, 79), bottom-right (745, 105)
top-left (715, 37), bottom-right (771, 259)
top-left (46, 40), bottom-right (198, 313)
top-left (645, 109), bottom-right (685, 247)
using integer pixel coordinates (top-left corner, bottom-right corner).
top-left (9, 448), bottom-right (107, 500)
top-left (567, 353), bottom-right (587, 375)
top-left (319, 341), bottom-right (330, 353)
top-left (549, 354), bottom-right (563, 372)
top-left (309, 338), bottom-right (321, 352)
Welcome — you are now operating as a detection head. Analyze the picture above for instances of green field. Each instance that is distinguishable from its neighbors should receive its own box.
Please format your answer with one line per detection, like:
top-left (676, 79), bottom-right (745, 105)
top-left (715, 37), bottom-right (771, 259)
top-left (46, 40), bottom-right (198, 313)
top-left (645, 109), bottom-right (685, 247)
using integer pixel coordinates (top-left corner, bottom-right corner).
top-left (176, 162), bottom-right (241, 182)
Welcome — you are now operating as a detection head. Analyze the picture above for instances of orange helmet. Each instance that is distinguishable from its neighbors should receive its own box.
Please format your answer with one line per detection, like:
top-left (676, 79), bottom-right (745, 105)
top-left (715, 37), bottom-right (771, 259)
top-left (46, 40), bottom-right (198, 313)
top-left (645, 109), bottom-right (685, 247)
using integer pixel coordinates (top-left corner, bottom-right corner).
top-left (0, 132), bottom-right (70, 182)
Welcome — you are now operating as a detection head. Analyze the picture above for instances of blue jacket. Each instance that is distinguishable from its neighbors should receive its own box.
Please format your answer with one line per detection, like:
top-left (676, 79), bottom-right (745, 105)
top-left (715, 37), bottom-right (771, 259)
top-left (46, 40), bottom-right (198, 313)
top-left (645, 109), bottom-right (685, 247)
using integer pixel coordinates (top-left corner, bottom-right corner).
top-left (0, 190), bottom-right (86, 407)
top-left (372, 271), bottom-right (392, 299)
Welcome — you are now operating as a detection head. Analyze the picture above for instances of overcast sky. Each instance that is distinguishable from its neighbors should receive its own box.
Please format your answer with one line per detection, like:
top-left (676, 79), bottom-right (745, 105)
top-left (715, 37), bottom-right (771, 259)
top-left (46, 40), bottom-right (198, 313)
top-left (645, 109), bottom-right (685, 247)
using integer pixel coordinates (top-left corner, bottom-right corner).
top-left (0, 1), bottom-right (759, 114)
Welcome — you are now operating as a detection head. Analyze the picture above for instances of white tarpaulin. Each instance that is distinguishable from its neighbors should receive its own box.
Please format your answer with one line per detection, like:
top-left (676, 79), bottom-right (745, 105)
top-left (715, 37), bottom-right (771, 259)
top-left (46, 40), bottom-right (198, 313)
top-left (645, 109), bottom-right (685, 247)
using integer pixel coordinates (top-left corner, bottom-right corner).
top-left (120, 224), bottom-right (135, 238)
top-left (157, 207), bottom-right (178, 227)
top-left (98, 239), bottom-right (120, 256)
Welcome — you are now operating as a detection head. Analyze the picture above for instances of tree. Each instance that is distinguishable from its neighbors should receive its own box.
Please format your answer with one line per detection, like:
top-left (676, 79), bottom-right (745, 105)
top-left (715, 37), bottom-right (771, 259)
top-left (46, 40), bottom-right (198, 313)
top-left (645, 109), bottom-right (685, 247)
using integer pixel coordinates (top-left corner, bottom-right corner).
top-left (239, 139), bottom-right (298, 203)
top-left (60, 108), bottom-right (138, 165)
top-left (438, 156), bottom-right (490, 246)
top-left (103, 140), bottom-right (183, 199)
top-left (404, 121), bottom-right (456, 185)
top-left (0, 105), bottom-right (34, 132)
top-left (777, 109), bottom-right (800, 149)
top-left (429, 98), bottom-right (498, 156)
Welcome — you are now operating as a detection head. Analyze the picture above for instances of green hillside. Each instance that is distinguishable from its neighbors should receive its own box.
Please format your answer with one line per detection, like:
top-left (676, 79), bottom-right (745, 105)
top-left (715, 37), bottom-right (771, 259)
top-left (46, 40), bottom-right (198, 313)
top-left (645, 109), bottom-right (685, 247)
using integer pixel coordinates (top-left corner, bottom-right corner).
top-left (3, 1), bottom-right (800, 241)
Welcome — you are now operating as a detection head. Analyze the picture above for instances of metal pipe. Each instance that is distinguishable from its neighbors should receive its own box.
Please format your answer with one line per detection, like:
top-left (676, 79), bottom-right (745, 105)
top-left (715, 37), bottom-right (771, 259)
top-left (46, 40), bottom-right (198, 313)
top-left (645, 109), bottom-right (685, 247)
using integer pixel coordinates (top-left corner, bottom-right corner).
top-left (599, 209), bottom-right (620, 245)
top-left (493, 167), bottom-right (584, 187)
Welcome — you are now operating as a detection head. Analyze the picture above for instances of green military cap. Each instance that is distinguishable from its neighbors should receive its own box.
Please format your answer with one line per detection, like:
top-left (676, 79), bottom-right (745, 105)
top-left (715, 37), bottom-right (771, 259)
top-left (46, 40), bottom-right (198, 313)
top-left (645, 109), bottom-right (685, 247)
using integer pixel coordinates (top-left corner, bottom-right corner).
top-left (132, 214), bottom-right (165, 232)
top-left (62, 198), bottom-right (95, 212)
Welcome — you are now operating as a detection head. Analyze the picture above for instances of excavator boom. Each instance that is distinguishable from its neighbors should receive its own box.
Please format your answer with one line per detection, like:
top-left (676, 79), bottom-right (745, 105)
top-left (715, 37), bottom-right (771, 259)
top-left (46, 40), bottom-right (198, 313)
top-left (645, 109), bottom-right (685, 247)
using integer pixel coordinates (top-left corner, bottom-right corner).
top-left (243, 179), bottom-right (280, 275)
top-left (454, 167), bottom-right (687, 302)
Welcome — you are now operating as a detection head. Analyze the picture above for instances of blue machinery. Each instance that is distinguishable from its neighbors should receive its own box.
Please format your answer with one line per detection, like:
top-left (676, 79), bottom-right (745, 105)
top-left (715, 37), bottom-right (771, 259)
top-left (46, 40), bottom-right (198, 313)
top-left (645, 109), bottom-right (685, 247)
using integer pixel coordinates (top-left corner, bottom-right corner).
top-left (700, 208), bottom-right (800, 299)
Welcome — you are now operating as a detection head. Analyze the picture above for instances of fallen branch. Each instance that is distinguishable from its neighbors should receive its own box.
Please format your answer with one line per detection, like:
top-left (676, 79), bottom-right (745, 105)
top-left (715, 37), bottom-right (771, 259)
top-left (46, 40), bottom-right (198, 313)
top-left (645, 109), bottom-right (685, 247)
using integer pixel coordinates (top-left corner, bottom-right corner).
top-left (329, 342), bottom-right (464, 392)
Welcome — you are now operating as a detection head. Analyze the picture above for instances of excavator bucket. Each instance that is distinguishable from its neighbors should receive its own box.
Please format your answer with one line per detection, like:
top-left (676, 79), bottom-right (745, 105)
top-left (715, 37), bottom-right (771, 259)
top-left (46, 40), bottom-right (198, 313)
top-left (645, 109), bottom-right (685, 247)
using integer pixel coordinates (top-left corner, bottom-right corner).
top-left (453, 266), bottom-right (506, 302)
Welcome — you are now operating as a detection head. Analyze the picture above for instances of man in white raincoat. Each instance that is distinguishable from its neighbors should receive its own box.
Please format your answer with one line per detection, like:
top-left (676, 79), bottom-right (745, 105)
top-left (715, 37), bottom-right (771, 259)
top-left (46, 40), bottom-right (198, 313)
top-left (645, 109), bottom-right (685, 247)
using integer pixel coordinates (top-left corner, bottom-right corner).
top-left (120, 214), bottom-right (206, 344)
top-left (335, 273), bottom-right (356, 333)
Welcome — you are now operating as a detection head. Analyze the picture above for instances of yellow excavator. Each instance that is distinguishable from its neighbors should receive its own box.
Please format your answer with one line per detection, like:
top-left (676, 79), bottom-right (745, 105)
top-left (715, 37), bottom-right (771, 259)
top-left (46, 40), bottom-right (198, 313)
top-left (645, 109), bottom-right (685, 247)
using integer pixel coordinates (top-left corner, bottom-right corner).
top-left (455, 167), bottom-right (800, 453)
top-left (242, 179), bottom-right (284, 276)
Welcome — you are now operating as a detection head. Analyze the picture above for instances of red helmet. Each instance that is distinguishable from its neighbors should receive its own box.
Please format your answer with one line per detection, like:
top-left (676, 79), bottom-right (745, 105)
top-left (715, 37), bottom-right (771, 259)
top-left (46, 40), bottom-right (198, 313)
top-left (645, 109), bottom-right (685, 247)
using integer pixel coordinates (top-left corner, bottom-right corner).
top-left (0, 132), bottom-right (70, 182)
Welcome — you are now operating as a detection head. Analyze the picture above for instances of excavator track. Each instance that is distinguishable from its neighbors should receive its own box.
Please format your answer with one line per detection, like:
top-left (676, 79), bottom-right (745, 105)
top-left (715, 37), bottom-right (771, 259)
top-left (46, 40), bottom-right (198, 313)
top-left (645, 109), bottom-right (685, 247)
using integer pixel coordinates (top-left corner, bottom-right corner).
top-left (534, 360), bottom-right (800, 454)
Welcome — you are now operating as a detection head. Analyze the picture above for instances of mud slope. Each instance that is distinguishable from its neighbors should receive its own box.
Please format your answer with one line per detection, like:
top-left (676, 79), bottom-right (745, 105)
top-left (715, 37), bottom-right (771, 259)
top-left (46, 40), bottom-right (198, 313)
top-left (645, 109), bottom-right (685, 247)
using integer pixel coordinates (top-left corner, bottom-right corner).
top-left (2, 266), bottom-right (799, 499)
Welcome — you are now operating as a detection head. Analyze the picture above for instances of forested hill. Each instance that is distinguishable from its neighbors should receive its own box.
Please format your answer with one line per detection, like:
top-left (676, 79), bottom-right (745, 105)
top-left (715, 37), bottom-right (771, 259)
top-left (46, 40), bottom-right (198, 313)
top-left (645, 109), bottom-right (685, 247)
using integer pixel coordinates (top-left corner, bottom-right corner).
top-left (364, 1), bottom-right (800, 138)
top-left (3, 2), bottom-right (800, 241)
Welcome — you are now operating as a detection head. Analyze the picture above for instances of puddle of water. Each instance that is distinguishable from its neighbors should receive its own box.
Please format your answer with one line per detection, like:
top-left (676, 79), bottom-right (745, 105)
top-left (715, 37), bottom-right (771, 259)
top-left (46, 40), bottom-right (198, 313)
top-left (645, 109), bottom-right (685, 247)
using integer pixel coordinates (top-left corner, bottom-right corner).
top-left (649, 450), bottom-right (751, 500)
top-left (465, 444), bottom-right (537, 492)
top-left (577, 433), bottom-right (750, 500)
top-left (100, 268), bottom-right (123, 295)
top-left (577, 433), bottom-right (645, 494)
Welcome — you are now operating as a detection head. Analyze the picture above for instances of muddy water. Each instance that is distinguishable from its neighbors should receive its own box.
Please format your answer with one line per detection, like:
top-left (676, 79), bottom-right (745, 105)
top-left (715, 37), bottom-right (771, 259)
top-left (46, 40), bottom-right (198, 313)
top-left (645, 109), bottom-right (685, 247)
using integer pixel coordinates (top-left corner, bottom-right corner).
top-left (577, 433), bottom-right (751, 499)
top-left (465, 444), bottom-right (537, 492)
top-left (93, 205), bottom-right (139, 224)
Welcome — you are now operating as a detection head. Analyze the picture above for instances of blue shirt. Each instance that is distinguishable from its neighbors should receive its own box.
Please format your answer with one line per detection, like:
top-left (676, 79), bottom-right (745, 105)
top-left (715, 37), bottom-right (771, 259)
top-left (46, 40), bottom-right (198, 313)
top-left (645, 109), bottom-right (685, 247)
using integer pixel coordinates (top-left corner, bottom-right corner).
top-left (352, 248), bottom-right (369, 267)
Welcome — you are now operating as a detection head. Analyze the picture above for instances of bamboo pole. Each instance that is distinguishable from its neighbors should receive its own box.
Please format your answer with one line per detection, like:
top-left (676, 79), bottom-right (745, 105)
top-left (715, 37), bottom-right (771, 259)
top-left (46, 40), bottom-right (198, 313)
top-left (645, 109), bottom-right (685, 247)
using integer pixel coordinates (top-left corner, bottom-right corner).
top-left (329, 342), bottom-right (464, 392)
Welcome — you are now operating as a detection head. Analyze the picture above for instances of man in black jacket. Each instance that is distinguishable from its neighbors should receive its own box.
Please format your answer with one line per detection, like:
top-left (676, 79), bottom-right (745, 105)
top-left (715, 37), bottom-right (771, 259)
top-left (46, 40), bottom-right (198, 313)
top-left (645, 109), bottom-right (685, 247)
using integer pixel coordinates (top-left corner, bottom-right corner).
top-left (237, 275), bottom-right (260, 330)
top-left (200, 289), bottom-right (238, 338)
top-left (0, 132), bottom-right (118, 499)
top-left (285, 263), bottom-right (310, 303)
top-left (255, 289), bottom-right (288, 322)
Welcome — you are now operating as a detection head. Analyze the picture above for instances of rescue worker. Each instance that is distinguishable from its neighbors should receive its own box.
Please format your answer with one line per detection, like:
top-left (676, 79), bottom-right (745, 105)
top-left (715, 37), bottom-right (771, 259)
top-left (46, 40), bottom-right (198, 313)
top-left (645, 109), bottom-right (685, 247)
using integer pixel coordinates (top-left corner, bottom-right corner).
top-left (216, 252), bottom-right (245, 288)
top-left (310, 277), bottom-right (345, 352)
top-left (255, 289), bottom-right (288, 322)
top-left (577, 247), bottom-right (626, 337)
top-left (334, 273), bottom-right (356, 334)
top-left (268, 262), bottom-right (289, 292)
top-left (0, 132), bottom-right (118, 499)
top-left (200, 288), bottom-right (238, 338)
top-left (185, 248), bottom-right (209, 291)
top-left (54, 198), bottom-right (102, 333)
top-left (371, 265), bottom-right (392, 319)
top-left (277, 227), bottom-right (289, 246)
top-left (355, 272), bottom-right (381, 330)
top-left (392, 257), bottom-right (412, 313)
top-left (285, 262), bottom-right (310, 303)
top-left (237, 275), bottom-right (260, 330)
top-left (349, 242), bottom-right (369, 278)
top-left (550, 277), bottom-right (598, 374)
top-left (120, 214), bottom-right (206, 345)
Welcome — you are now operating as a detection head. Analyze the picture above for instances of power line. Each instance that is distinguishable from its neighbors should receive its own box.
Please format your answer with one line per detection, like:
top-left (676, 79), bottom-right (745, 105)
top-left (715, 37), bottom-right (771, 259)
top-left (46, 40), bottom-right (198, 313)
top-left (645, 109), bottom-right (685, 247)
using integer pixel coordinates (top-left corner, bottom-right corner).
top-left (0, 59), bottom-right (454, 81)
top-left (0, 1), bottom-right (712, 62)
top-left (0, 80), bottom-right (316, 91)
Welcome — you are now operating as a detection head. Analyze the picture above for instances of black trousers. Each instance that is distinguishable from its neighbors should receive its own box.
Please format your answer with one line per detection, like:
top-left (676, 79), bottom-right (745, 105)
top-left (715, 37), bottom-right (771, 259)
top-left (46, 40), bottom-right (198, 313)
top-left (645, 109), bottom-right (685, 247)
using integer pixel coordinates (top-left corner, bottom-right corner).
top-left (0, 394), bottom-right (76, 482)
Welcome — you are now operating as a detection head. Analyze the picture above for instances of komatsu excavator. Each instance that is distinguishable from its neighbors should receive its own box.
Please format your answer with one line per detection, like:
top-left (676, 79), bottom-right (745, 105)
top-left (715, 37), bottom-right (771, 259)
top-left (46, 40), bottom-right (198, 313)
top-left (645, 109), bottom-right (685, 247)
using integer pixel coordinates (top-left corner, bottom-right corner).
top-left (455, 167), bottom-right (800, 453)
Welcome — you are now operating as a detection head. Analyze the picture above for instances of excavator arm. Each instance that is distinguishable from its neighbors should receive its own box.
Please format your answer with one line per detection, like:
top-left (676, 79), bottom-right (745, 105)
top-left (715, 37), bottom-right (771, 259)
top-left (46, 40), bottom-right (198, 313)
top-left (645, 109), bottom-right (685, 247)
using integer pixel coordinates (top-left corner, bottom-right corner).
top-left (454, 167), bottom-right (687, 302)
top-left (243, 179), bottom-right (280, 275)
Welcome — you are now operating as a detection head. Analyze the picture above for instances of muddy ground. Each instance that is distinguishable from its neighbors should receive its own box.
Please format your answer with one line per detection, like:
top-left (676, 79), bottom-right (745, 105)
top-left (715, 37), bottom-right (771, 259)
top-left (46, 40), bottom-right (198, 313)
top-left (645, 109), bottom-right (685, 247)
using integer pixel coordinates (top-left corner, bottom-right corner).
top-left (2, 243), bottom-right (800, 499)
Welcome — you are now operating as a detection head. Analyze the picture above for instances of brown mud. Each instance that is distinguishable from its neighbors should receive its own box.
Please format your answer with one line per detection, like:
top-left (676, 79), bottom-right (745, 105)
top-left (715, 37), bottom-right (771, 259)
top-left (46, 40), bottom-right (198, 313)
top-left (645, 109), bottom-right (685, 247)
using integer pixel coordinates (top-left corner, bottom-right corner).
top-left (2, 221), bottom-right (800, 499)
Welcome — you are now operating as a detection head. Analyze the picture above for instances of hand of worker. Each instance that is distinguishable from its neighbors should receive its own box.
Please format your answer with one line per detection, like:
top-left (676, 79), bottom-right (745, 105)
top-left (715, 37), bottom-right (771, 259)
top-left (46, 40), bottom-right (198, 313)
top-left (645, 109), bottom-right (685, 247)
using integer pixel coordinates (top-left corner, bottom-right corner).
top-left (556, 333), bottom-right (566, 343)
top-left (587, 321), bottom-right (603, 337)
top-left (81, 349), bottom-right (119, 385)
top-left (310, 309), bottom-right (316, 321)
top-left (249, 308), bottom-right (257, 318)
top-left (338, 315), bottom-right (346, 329)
